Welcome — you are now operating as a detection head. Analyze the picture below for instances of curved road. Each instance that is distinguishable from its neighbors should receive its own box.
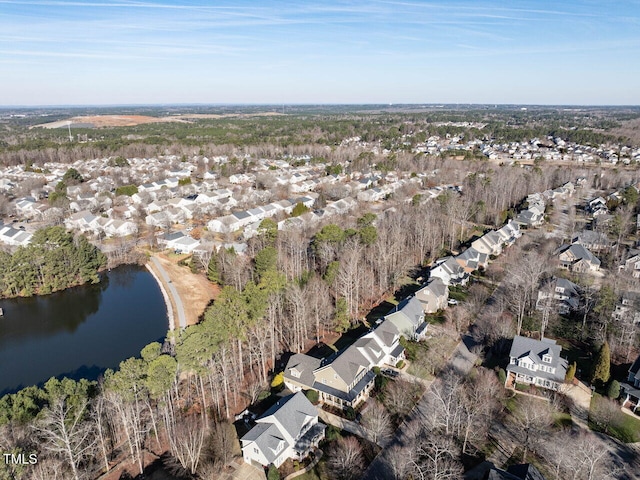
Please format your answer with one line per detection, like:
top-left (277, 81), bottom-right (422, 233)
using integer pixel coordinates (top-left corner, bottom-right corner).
top-left (150, 256), bottom-right (187, 330)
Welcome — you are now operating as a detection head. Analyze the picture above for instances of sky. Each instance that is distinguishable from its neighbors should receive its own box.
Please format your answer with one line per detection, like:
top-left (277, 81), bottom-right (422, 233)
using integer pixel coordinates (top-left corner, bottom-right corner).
top-left (0, 0), bottom-right (639, 106)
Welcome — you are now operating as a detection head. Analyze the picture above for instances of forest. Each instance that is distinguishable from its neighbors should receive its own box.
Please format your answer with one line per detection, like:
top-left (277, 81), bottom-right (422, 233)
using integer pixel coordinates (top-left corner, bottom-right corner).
top-left (0, 226), bottom-right (106, 298)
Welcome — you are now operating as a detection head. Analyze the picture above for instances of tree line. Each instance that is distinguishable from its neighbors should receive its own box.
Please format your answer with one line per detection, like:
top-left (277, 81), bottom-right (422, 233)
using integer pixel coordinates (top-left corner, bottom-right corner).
top-left (0, 226), bottom-right (106, 298)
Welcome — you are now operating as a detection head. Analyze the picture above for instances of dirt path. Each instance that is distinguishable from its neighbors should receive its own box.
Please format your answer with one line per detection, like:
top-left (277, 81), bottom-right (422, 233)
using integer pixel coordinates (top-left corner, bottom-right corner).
top-left (147, 253), bottom-right (219, 328)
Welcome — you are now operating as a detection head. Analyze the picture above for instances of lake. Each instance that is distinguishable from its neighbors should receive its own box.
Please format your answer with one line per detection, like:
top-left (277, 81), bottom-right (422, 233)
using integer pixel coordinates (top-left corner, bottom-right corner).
top-left (0, 264), bottom-right (168, 395)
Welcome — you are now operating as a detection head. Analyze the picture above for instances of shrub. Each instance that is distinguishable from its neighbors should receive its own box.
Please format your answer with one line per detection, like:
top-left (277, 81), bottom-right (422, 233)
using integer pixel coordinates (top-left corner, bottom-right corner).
top-left (271, 372), bottom-right (284, 388)
top-left (267, 464), bottom-right (280, 480)
top-left (305, 389), bottom-right (319, 404)
top-left (606, 380), bottom-right (621, 399)
top-left (498, 368), bottom-right (507, 385)
top-left (396, 360), bottom-right (405, 369)
top-left (345, 406), bottom-right (356, 420)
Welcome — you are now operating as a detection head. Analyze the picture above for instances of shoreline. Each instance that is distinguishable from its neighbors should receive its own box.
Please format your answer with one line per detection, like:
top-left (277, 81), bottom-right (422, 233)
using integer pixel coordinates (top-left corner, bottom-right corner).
top-left (145, 263), bottom-right (176, 331)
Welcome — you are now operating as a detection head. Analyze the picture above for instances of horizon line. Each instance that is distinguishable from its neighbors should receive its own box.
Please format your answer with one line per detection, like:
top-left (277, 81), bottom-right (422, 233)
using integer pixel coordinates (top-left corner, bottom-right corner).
top-left (2, 102), bottom-right (640, 109)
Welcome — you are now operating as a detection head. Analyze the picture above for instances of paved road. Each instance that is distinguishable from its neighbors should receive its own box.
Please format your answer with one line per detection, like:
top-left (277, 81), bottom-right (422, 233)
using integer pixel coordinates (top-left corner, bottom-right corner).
top-left (362, 334), bottom-right (479, 480)
top-left (150, 256), bottom-right (187, 330)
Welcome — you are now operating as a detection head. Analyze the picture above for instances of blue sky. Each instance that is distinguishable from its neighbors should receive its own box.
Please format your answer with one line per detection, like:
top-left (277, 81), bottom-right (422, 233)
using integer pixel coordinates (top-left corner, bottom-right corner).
top-left (1, 0), bottom-right (639, 106)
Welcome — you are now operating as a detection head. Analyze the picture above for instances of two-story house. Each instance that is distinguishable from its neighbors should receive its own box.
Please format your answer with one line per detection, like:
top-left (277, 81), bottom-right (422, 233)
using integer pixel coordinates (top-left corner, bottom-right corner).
top-left (536, 277), bottom-right (581, 315)
top-left (622, 355), bottom-right (640, 413)
top-left (241, 392), bottom-right (325, 468)
top-left (415, 277), bottom-right (449, 314)
top-left (283, 320), bottom-right (404, 409)
top-left (384, 296), bottom-right (428, 340)
top-left (471, 230), bottom-right (504, 257)
top-left (556, 243), bottom-right (601, 273)
top-left (505, 336), bottom-right (568, 391)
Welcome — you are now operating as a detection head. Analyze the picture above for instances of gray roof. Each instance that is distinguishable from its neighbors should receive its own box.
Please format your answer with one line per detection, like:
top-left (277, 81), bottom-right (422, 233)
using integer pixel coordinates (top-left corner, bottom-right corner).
top-left (506, 464), bottom-right (547, 480)
top-left (258, 391), bottom-right (317, 441)
top-left (507, 335), bottom-right (567, 382)
top-left (385, 296), bottom-right (425, 337)
top-left (242, 423), bottom-right (285, 464)
top-left (284, 353), bottom-right (321, 388)
top-left (242, 392), bottom-right (317, 465)
top-left (558, 243), bottom-right (601, 266)
top-left (162, 232), bottom-right (185, 242)
top-left (572, 229), bottom-right (609, 246)
top-left (629, 354), bottom-right (640, 383)
top-left (233, 210), bottom-right (251, 220)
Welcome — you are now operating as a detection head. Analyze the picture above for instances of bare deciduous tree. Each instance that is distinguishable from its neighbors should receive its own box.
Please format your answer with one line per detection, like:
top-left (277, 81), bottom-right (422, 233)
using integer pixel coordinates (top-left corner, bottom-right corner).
top-left (326, 436), bottom-right (365, 480)
top-left (34, 399), bottom-right (95, 480)
top-left (361, 400), bottom-right (391, 445)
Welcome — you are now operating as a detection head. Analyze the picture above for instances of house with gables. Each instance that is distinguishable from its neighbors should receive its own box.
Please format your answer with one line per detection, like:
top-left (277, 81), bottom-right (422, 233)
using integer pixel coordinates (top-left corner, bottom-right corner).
top-left (556, 243), bottom-right (601, 273)
top-left (384, 296), bottom-right (428, 340)
top-left (415, 277), bottom-right (449, 313)
top-left (505, 336), bottom-right (568, 391)
top-left (430, 256), bottom-right (469, 286)
top-left (283, 320), bottom-right (403, 409)
top-left (471, 230), bottom-right (504, 256)
top-left (455, 246), bottom-right (489, 272)
top-left (241, 392), bottom-right (325, 468)
top-left (571, 230), bottom-right (610, 252)
top-left (536, 277), bottom-right (581, 315)
top-left (620, 249), bottom-right (640, 278)
top-left (496, 219), bottom-right (522, 247)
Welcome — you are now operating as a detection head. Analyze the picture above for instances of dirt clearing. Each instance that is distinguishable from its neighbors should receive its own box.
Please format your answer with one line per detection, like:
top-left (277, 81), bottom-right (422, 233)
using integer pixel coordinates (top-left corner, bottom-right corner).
top-left (147, 253), bottom-right (219, 328)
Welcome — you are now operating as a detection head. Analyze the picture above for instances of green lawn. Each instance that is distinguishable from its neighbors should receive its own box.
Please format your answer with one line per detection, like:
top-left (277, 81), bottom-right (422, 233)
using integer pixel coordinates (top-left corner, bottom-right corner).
top-left (589, 394), bottom-right (640, 443)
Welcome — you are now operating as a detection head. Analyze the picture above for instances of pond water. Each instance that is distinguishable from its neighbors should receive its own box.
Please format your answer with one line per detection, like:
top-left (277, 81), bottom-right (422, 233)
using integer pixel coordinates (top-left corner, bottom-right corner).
top-left (0, 264), bottom-right (168, 395)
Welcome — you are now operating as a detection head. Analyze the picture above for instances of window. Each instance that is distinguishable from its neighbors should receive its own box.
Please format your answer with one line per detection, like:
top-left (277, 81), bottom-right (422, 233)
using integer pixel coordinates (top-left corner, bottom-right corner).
top-left (542, 354), bottom-right (552, 363)
top-left (291, 368), bottom-right (300, 378)
top-left (254, 448), bottom-right (259, 454)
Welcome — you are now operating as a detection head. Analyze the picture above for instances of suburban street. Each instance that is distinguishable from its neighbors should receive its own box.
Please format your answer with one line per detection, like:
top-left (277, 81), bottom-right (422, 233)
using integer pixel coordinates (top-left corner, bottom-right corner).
top-left (362, 335), bottom-right (479, 480)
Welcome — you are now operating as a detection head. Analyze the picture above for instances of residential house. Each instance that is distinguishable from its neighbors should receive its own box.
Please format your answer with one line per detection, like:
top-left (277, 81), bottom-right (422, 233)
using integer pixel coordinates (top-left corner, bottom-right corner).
top-left (384, 296), bottom-right (428, 341)
top-left (283, 320), bottom-right (404, 409)
top-left (571, 230), bottom-right (610, 252)
top-left (241, 392), bottom-right (325, 468)
top-left (496, 219), bottom-right (522, 247)
top-left (515, 208), bottom-right (544, 228)
top-left (430, 256), bottom-right (469, 286)
top-left (620, 250), bottom-right (640, 278)
top-left (455, 246), bottom-right (489, 272)
top-left (471, 230), bottom-right (503, 256)
top-left (613, 291), bottom-right (640, 325)
top-left (505, 335), bottom-right (568, 391)
top-left (0, 225), bottom-right (32, 246)
top-left (622, 355), bottom-right (640, 412)
top-left (587, 197), bottom-right (609, 216)
top-left (103, 219), bottom-right (137, 238)
top-left (536, 277), bottom-right (581, 315)
top-left (415, 277), bottom-right (449, 313)
top-left (556, 243), bottom-right (601, 272)
top-left (14, 197), bottom-right (38, 218)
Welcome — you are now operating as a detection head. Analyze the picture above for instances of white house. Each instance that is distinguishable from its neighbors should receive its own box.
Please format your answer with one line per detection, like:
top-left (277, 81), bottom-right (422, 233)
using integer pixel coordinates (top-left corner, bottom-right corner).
top-left (241, 392), bottom-right (325, 468)
top-left (505, 336), bottom-right (568, 391)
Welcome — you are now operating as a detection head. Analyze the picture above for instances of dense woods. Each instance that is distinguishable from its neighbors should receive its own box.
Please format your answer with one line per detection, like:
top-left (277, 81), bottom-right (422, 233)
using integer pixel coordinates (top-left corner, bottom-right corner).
top-left (0, 226), bottom-right (106, 298)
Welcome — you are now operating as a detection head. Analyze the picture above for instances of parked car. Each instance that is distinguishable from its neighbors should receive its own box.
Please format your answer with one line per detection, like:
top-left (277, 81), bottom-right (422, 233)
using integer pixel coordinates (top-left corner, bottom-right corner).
top-left (448, 298), bottom-right (459, 305)
top-left (382, 369), bottom-right (399, 378)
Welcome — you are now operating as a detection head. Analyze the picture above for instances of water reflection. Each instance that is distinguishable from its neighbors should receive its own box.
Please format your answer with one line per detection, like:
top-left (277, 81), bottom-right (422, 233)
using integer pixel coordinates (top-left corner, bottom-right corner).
top-left (0, 265), bottom-right (168, 395)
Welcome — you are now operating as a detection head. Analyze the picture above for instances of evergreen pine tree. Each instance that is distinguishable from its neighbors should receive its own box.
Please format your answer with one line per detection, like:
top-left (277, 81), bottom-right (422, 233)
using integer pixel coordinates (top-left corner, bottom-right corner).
top-left (590, 341), bottom-right (611, 386)
top-left (207, 253), bottom-right (220, 284)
